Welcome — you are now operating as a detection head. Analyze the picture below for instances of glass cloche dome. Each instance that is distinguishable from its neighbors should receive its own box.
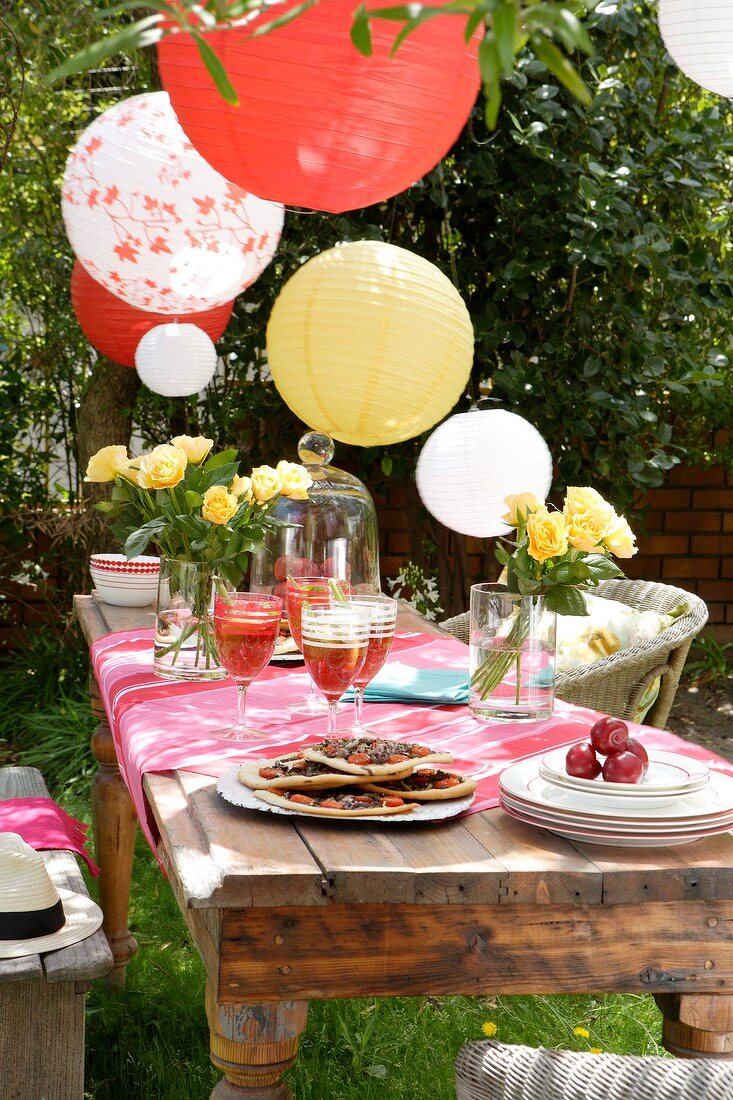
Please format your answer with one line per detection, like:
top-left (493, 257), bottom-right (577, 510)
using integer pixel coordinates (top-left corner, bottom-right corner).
top-left (249, 431), bottom-right (381, 600)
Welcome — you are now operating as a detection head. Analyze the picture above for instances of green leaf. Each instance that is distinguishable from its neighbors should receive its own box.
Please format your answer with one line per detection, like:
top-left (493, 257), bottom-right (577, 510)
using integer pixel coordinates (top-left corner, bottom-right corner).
top-left (350, 5), bottom-right (373, 55)
top-left (46, 16), bottom-right (163, 83)
top-left (124, 527), bottom-right (153, 559)
top-left (204, 449), bottom-right (239, 473)
top-left (191, 31), bottom-right (239, 105)
top-left (493, 1), bottom-right (516, 78)
top-left (544, 585), bottom-right (589, 616)
top-left (249, 0), bottom-right (318, 39)
top-left (530, 33), bottom-right (592, 105)
top-left (494, 542), bottom-right (512, 566)
top-left (478, 33), bottom-right (500, 86)
top-left (584, 554), bottom-right (625, 580)
top-left (185, 490), bottom-right (203, 509)
top-left (524, 6), bottom-right (593, 56)
top-left (381, 454), bottom-right (393, 477)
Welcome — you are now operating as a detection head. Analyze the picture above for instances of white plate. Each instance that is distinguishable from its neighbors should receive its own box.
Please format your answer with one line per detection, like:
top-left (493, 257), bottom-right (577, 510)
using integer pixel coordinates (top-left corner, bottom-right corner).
top-left (500, 756), bottom-right (733, 823)
top-left (540, 748), bottom-right (709, 796)
top-left (499, 789), bottom-right (733, 833)
top-left (217, 767), bottom-right (475, 824)
top-left (500, 802), bottom-right (731, 848)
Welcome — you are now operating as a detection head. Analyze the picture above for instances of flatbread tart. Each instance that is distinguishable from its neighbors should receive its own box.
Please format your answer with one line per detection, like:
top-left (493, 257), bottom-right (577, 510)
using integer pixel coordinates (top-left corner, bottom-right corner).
top-left (255, 788), bottom-right (419, 817)
top-left (363, 768), bottom-right (476, 801)
top-left (302, 737), bottom-right (453, 777)
top-left (238, 752), bottom-right (411, 791)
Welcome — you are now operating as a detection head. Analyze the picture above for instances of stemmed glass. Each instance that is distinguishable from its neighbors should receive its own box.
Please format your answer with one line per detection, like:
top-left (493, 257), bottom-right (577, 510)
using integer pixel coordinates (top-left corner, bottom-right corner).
top-left (212, 592), bottom-right (282, 740)
top-left (347, 595), bottom-right (398, 734)
top-left (299, 601), bottom-right (372, 739)
top-left (285, 575), bottom-right (335, 714)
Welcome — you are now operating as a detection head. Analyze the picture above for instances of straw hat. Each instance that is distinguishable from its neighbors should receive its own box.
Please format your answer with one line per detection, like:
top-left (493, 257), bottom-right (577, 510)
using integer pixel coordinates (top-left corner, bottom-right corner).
top-left (0, 833), bottom-right (103, 959)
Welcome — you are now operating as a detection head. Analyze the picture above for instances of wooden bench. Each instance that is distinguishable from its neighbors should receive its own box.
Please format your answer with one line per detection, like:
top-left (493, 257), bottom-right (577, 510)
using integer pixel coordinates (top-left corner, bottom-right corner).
top-left (0, 766), bottom-right (113, 1100)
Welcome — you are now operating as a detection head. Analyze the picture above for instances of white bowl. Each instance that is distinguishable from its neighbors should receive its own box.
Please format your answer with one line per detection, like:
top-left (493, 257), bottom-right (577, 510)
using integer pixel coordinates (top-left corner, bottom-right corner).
top-left (89, 553), bottom-right (160, 574)
top-left (90, 565), bottom-right (159, 607)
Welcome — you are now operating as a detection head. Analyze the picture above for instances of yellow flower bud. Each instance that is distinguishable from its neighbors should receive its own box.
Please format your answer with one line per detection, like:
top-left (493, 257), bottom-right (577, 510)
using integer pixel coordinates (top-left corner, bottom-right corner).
top-left (501, 492), bottom-right (544, 527)
top-left (250, 465), bottom-right (282, 503)
top-left (170, 434), bottom-right (214, 465)
top-left (84, 445), bottom-right (129, 483)
top-left (604, 514), bottom-right (637, 558)
top-left (202, 485), bottom-right (239, 525)
top-left (276, 460), bottom-right (313, 501)
top-left (137, 444), bottom-right (188, 490)
top-left (526, 509), bottom-right (568, 563)
top-left (230, 475), bottom-right (253, 502)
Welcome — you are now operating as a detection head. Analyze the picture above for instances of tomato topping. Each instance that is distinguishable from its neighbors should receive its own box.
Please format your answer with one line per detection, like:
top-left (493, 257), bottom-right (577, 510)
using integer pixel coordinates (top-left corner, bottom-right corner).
top-left (381, 796), bottom-right (406, 807)
top-left (259, 767), bottom-right (279, 779)
top-left (351, 795), bottom-right (373, 803)
top-left (413, 745), bottom-right (432, 756)
top-left (347, 753), bottom-right (372, 765)
top-left (434, 776), bottom-right (460, 789)
top-left (387, 754), bottom-right (409, 764)
top-left (319, 799), bottom-right (343, 809)
top-left (289, 793), bottom-right (316, 805)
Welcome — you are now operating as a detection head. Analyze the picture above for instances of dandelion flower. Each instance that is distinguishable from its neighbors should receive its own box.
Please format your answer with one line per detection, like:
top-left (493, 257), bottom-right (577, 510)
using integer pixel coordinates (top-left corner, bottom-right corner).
top-left (573, 1027), bottom-right (590, 1038)
top-left (481, 1021), bottom-right (498, 1038)
top-left (589, 1047), bottom-right (603, 1055)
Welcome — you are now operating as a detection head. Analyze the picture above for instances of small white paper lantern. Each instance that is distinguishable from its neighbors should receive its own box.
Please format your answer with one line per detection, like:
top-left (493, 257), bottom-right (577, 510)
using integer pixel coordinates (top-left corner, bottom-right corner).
top-left (135, 323), bottom-right (218, 396)
top-left (62, 91), bottom-right (284, 314)
top-left (415, 408), bottom-right (553, 538)
top-left (658, 0), bottom-right (733, 97)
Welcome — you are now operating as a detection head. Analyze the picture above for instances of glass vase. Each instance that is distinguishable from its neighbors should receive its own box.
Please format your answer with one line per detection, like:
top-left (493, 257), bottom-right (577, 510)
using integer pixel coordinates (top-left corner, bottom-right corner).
top-left (154, 558), bottom-right (228, 681)
top-left (468, 583), bottom-right (556, 722)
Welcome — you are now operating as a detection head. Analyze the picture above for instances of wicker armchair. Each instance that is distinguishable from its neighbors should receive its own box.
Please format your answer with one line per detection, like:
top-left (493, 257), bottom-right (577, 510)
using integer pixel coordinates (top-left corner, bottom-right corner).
top-left (440, 579), bottom-right (708, 729)
top-left (455, 1040), bottom-right (733, 1100)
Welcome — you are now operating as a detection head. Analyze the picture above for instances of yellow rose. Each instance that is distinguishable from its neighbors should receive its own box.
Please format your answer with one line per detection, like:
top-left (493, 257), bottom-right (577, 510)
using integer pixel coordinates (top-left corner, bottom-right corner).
top-left (201, 485), bottom-right (239, 525)
top-left (501, 492), bottom-right (544, 527)
top-left (137, 444), bottom-right (188, 490)
top-left (276, 461), bottom-right (313, 501)
top-left (526, 509), bottom-right (568, 563)
top-left (230, 475), bottom-right (253, 502)
top-left (170, 434), bottom-right (213, 465)
top-left (250, 465), bottom-right (282, 503)
top-left (84, 445), bottom-right (129, 483)
top-left (117, 457), bottom-right (140, 486)
top-left (563, 486), bottom-right (616, 552)
top-left (604, 515), bottom-right (638, 558)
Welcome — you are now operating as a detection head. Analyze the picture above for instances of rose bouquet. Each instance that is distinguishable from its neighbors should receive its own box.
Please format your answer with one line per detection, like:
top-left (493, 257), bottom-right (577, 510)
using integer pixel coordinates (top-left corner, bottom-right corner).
top-left (85, 436), bottom-right (312, 676)
top-left (471, 487), bottom-right (637, 706)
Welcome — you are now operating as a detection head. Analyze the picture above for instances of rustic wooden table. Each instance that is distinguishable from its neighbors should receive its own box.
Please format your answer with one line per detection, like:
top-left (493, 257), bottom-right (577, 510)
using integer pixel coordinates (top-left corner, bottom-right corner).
top-left (74, 593), bottom-right (733, 1099)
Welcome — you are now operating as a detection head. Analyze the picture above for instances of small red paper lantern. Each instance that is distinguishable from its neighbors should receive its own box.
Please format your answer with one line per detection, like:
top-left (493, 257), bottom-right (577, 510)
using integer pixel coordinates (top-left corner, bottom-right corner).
top-left (157, 1), bottom-right (480, 214)
top-left (71, 262), bottom-right (234, 367)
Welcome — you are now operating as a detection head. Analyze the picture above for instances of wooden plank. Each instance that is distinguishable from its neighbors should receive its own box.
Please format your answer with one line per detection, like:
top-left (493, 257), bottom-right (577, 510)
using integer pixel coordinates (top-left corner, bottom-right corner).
top-left (461, 808), bottom-right (604, 905)
top-left (175, 772), bottom-right (328, 909)
top-left (220, 898), bottom-right (733, 1002)
top-left (297, 817), bottom-right (506, 904)
top-left (73, 593), bottom-right (155, 645)
top-left (0, 767), bottom-right (112, 984)
top-left (0, 977), bottom-right (86, 1100)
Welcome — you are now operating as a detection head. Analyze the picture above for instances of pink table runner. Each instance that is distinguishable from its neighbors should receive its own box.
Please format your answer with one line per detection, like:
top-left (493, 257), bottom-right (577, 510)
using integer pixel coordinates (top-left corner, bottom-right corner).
top-left (0, 798), bottom-right (99, 875)
top-left (92, 628), bottom-right (733, 858)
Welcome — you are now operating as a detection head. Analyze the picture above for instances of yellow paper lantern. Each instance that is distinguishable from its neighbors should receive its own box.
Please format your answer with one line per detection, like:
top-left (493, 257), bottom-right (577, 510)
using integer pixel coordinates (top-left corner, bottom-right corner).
top-left (266, 241), bottom-right (474, 447)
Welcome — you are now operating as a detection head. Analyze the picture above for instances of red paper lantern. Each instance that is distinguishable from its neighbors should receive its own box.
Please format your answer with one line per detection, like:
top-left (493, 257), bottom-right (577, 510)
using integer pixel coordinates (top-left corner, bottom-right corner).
top-left (157, 1), bottom-right (480, 214)
top-left (71, 262), bottom-right (234, 367)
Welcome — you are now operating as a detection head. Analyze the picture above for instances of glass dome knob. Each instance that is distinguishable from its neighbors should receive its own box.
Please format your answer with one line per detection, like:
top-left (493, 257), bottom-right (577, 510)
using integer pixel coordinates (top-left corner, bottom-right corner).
top-left (298, 431), bottom-right (335, 468)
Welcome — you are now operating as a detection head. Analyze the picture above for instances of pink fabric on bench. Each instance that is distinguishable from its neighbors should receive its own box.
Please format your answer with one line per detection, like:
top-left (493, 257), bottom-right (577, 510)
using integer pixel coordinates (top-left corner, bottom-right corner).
top-left (91, 628), bottom-right (733, 857)
top-left (0, 797), bottom-right (99, 876)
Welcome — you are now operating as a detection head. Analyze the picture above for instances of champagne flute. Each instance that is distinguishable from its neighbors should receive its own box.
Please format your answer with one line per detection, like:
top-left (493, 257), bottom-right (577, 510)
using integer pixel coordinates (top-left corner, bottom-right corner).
top-left (212, 592), bottom-right (282, 740)
top-left (347, 595), bottom-right (398, 734)
top-left (299, 601), bottom-right (371, 739)
top-left (285, 575), bottom-right (334, 714)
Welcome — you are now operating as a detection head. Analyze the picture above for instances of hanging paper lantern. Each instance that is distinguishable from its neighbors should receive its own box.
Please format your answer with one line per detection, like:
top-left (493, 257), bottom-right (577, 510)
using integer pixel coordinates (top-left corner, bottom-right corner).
top-left (62, 91), bottom-right (284, 314)
top-left (157, 1), bottom-right (480, 214)
top-left (658, 0), bottom-right (733, 97)
top-left (415, 409), bottom-right (553, 538)
top-left (71, 262), bottom-right (233, 368)
top-left (135, 323), bottom-right (218, 396)
top-left (266, 241), bottom-right (474, 447)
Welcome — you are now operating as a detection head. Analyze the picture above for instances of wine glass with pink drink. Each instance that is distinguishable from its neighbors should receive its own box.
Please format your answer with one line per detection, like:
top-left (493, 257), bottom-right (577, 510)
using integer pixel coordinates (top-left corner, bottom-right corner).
top-left (299, 601), bottom-right (371, 739)
top-left (346, 595), bottom-right (398, 734)
top-left (285, 575), bottom-right (336, 714)
top-left (212, 592), bottom-right (282, 740)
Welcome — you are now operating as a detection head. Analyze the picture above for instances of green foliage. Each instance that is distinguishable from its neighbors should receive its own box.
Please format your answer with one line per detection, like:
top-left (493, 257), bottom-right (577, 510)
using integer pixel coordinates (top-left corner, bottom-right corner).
top-left (685, 634), bottom-right (733, 686)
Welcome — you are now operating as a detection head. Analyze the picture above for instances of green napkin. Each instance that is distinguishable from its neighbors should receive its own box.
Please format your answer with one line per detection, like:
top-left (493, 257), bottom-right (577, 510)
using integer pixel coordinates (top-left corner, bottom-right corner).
top-left (342, 661), bottom-right (469, 704)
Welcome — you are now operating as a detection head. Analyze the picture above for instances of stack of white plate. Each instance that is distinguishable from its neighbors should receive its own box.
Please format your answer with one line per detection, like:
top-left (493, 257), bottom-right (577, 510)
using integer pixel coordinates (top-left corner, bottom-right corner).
top-left (90, 554), bottom-right (160, 607)
top-left (499, 747), bottom-right (733, 847)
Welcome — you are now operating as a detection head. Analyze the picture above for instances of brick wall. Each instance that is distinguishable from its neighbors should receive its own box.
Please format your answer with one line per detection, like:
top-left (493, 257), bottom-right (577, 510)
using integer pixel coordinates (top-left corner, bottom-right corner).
top-left (375, 463), bottom-right (733, 638)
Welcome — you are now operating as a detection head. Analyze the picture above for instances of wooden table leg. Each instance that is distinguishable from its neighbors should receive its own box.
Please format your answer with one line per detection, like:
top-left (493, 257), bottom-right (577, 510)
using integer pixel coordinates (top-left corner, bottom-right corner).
top-left (90, 674), bottom-right (138, 987)
top-left (656, 993), bottom-right (733, 1057)
top-left (206, 983), bottom-right (309, 1099)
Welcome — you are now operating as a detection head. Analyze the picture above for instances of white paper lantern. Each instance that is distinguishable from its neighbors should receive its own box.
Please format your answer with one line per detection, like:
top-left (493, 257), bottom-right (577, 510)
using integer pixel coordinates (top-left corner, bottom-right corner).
top-left (62, 91), bottom-right (284, 314)
top-left (135, 323), bottom-right (218, 396)
top-left (415, 408), bottom-right (553, 538)
top-left (658, 0), bottom-right (733, 97)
